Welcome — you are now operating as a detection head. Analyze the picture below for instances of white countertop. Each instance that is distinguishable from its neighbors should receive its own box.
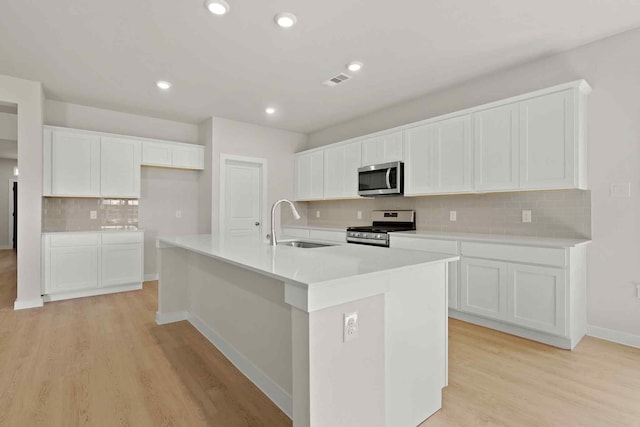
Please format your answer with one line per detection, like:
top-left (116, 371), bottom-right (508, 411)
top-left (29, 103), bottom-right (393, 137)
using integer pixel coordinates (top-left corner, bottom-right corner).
top-left (157, 234), bottom-right (458, 288)
top-left (42, 229), bottom-right (142, 234)
top-left (393, 230), bottom-right (590, 248)
top-left (281, 224), bottom-right (346, 233)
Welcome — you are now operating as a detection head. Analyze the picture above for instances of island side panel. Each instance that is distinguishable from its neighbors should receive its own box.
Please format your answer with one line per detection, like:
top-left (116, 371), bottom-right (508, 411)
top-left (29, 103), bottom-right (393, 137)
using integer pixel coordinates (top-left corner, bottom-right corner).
top-left (186, 252), bottom-right (294, 409)
top-left (306, 294), bottom-right (385, 427)
top-left (386, 262), bottom-right (447, 427)
top-left (291, 307), bottom-right (310, 427)
top-left (156, 246), bottom-right (190, 323)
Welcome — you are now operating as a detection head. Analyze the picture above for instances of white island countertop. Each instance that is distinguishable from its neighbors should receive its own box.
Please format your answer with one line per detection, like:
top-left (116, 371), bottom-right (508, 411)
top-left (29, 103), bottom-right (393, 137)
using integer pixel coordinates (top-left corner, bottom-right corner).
top-left (157, 234), bottom-right (458, 289)
top-left (393, 230), bottom-right (590, 248)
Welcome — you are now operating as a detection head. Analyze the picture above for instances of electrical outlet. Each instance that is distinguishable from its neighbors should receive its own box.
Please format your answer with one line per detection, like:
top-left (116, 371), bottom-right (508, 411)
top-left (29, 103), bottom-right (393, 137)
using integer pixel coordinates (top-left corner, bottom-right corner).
top-left (522, 210), bottom-right (532, 223)
top-left (90, 210), bottom-right (97, 220)
top-left (357, 211), bottom-right (362, 220)
top-left (343, 312), bottom-right (358, 343)
top-left (634, 282), bottom-right (640, 299)
top-left (610, 183), bottom-right (631, 198)
top-left (449, 211), bottom-right (457, 222)
top-left (175, 210), bottom-right (182, 219)
top-left (316, 210), bottom-right (320, 218)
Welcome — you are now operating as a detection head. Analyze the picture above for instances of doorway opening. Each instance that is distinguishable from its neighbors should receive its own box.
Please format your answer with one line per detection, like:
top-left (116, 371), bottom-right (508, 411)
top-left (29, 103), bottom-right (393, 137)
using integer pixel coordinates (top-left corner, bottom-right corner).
top-left (219, 154), bottom-right (267, 242)
top-left (0, 101), bottom-right (18, 308)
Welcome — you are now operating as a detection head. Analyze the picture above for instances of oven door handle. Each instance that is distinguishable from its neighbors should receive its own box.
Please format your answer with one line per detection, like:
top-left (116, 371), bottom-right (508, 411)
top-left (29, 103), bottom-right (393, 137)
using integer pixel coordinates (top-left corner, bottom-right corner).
top-left (385, 168), bottom-right (392, 189)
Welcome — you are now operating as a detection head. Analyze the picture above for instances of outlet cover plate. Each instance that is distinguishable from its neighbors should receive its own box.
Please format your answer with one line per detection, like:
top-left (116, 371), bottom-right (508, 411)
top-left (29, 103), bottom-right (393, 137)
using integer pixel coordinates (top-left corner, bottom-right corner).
top-left (343, 312), bottom-right (358, 343)
top-left (449, 211), bottom-right (457, 221)
top-left (522, 210), bottom-right (532, 223)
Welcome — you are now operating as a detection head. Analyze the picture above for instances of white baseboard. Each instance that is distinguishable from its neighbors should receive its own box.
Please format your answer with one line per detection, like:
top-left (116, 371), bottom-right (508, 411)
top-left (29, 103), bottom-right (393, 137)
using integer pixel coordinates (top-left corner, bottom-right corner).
top-left (187, 312), bottom-right (293, 419)
top-left (144, 273), bottom-right (159, 282)
top-left (14, 297), bottom-right (44, 310)
top-left (43, 283), bottom-right (143, 302)
top-left (587, 324), bottom-right (640, 349)
top-left (155, 310), bottom-right (189, 325)
top-left (0, 245), bottom-right (13, 250)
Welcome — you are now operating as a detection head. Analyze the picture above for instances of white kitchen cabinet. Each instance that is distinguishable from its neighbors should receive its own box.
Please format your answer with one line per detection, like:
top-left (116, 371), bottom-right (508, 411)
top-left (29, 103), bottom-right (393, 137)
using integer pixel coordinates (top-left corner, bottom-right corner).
top-left (519, 89), bottom-right (576, 189)
top-left (294, 150), bottom-right (324, 201)
top-left (432, 115), bottom-right (473, 193)
top-left (361, 130), bottom-right (403, 166)
top-left (507, 263), bottom-right (566, 336)
top-left (101, 137), bottom-right (141, 198)
top-left (101, 233), bottom-right (144, 287)
top-left (324, 141), bottom-right (361, 199)
top-left (460, 258), bottom-right (508, 321)
top-left (473, 103), bottom-right (520, 191)
top-left (44, 129), bottom-right (101, 197)
top-left (404, 115), bottom-right (472, 195)
top-left (141, 141), bottom-right (172, 167)
top-left (172, 144), bottom-right (204, 169)
top-left (42, 232), bottom-right (144, 301)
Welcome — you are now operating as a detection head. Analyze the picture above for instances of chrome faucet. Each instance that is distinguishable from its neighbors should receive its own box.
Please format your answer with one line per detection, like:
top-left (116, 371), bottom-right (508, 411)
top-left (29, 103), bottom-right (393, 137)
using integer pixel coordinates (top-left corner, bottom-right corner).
top-left (270, 199), bottom-right (301, 246)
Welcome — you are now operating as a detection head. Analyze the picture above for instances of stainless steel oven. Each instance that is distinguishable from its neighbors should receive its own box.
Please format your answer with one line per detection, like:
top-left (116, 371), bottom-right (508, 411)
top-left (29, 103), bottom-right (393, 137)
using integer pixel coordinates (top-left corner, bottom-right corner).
top-left (358, 161), bottom-right (403, 197)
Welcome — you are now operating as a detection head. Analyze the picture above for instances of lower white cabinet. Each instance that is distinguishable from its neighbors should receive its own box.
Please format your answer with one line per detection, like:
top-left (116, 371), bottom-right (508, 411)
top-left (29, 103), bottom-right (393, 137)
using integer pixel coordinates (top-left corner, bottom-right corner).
top-left (391, 234), bottom-right (587, 349)
top-left (460, 258), bottom-right (508, 320)
top-left (43, 231), bottom-right (144, 300)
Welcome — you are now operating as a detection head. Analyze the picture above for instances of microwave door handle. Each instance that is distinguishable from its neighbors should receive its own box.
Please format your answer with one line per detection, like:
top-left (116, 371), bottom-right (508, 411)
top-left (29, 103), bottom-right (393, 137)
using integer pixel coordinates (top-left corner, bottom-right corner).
top-left (385, 168), bottom-right (392, 189)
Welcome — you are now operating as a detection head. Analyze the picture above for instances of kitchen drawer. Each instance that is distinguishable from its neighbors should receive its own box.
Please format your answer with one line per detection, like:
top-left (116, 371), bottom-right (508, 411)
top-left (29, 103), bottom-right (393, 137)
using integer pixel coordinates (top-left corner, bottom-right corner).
top-left (101, 232), bottom-right (144, 245)
top-left (49, 233), bottom-right (99, 247)
top-left (391, 236), bottom-right (459, 254)
top-left (461, 242), bottom-right (567, 268)
top-left (309, 229), bottom-right (345, 242)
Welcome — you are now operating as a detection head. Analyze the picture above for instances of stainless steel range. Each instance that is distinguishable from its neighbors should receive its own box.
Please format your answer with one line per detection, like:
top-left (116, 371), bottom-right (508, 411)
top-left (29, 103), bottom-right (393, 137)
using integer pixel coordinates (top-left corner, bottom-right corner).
top-left (346, 210), bottom-right (415, 247)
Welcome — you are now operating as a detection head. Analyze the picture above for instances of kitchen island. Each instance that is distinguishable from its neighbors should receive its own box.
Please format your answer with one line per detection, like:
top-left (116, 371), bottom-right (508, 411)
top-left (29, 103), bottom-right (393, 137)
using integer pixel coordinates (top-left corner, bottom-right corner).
top-left (156, 234), bottom-right (458, 427)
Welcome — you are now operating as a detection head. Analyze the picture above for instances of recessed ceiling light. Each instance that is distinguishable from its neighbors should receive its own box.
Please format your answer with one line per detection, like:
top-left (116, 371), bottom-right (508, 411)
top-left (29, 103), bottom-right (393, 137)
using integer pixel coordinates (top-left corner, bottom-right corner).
top-left (265, 107), bottom-right (276, 115)
top-left (205, 0), bottom-right (230, 15)
top-left (156, 80), bottom-right (172, 90)
top-left (347, 61), bottom-right (363, 72)
top-left (274, 13), bottom-right (297, 28)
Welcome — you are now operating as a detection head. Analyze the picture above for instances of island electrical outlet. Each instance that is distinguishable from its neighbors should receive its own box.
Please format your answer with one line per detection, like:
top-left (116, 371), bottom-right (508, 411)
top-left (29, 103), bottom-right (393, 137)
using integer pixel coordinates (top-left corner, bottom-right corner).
top-left (343, 312), bottom-right (358, 343)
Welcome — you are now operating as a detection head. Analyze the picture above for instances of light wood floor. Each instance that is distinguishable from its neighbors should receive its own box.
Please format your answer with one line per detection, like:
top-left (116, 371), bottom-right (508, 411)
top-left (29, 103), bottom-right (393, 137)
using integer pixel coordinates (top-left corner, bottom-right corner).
top-left (0, 249), bottom-right (638, 426)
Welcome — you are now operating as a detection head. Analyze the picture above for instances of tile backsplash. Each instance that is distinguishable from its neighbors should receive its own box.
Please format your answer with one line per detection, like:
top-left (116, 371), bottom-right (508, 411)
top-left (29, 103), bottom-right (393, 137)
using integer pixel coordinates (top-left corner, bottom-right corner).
top-left (43, 198), bottom-right (139, 232)
top-left (300, 190), bottom-right (591, 239)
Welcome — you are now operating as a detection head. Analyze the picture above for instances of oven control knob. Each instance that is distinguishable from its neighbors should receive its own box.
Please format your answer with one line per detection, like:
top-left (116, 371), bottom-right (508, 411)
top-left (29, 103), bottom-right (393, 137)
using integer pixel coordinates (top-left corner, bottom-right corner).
top-left (376, 234), bottom-right (382, 239)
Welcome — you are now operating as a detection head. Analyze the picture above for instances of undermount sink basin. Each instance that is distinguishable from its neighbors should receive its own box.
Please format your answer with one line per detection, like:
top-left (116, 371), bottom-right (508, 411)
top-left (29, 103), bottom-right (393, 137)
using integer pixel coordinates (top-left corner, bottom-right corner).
top-left (278, 240), bottom-right (335, 249)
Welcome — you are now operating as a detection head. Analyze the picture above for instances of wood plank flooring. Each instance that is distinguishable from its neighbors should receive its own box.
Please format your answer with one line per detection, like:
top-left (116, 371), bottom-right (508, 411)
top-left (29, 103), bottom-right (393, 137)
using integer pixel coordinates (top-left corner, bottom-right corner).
top-left (0, 249), bottom-right (638, 426)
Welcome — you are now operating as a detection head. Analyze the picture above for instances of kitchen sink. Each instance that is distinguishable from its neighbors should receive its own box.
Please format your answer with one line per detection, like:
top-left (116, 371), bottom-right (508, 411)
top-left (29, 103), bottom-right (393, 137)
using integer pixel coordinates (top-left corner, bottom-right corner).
top-left (278, 240), bottom-right (335, 249)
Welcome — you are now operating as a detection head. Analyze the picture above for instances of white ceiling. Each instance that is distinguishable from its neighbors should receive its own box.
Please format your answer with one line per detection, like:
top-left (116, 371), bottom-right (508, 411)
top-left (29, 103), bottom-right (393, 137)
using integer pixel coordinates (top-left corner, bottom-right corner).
top-left (1, 0), bottom-right (640, 133)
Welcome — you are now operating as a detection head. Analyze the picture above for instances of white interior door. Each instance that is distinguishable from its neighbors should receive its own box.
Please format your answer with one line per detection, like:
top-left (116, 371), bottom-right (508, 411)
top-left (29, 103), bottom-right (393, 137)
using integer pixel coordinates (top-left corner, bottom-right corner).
top-left (221, 157), bottom-right (265, 240)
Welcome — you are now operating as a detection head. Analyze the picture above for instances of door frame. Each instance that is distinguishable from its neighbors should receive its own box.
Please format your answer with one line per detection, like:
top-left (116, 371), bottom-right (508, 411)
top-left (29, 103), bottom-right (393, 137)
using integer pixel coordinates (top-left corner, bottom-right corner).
top-left (219, 154), bottom-right (268, 242)
top-left (7, 178), bottom-right (17, 250)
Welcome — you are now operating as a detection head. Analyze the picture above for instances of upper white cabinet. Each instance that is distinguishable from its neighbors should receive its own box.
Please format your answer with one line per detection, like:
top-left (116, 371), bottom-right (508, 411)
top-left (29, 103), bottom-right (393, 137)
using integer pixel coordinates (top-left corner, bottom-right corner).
top-left (44, 126), bottom-right (204, 198)
top-left (142, 140), bottom-right (205, 170)
top-left (473, 103), bottom-right (519, 191)
top-left (361, 130), bottom-right (403, 166)
top-left (44, 129), bottom-right (101, 197)
top-left (324, 141), bottom-right (362, 199)
top-left (404, 115), bottom-right (472, 195)
top-left (101, 137), bottom-right (141, 198)
top-left (519, 89), bottom-right (576, 189)
top-left (295, 150), bottom-right (324, 201)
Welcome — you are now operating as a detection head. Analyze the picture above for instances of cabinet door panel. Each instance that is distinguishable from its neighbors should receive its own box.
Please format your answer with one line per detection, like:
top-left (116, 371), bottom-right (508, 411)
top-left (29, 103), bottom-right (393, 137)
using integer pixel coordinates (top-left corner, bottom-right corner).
top-left (101, 244), bottom-right (143, 287)
top-left (101, 137), bottom-right (141, 198)
top-left (142, 141), bottom-right (172, 166)
top-left (362, 131), bottom-right (403, 165)
top-left (474, 103), bottom-right (519, 190)
top-left (295, 154), bottom-right (311, 200)
top-left (343, 141), bottom-right (362, 197)
top-left (324, 146), bottom-right (345, 199)
top-left (404, 124), bottom-right (434, 195)
top-left (460, 258), bottom-right (508, 320)
top-left (433, 115), bottom-right (472, 192)
top-left (49, 246), bottom-right (99, 292)
top-left (50, 131), bottom-right (101, 196)
top-left (520, 90), bottom-right (575, 189)
top-left (309, 151), bottom-right (324, 200)
top-left (172, 145), bottom-right (201, 169)
top-left (508, 264), bottom-right (567, 335)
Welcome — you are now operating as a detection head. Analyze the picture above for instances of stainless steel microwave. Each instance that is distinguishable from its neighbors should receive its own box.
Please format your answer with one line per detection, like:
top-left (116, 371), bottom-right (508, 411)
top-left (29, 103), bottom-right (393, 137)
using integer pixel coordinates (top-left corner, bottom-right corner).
top-left (358, 161), bottom-right (404, 197)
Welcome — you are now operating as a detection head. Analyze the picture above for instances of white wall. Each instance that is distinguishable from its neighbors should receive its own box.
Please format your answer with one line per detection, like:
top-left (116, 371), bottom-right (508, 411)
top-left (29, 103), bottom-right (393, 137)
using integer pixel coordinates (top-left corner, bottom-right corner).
top-left (0, 74), bottom-right (44, 309)
top-left (44, 100), bottom-right (206, 279)
top-left (0, 112), bottom-right (18, 141)
top-left (198, 118), bottom-right (213, 233)
top-left (0, 159), bottom-right (17, 248)
top-left (211, 117), bottom-right (308, 236)
top-left (44, 100), bottom-right (198, 143)
top-left (309, 27), bottom-right (640, 339)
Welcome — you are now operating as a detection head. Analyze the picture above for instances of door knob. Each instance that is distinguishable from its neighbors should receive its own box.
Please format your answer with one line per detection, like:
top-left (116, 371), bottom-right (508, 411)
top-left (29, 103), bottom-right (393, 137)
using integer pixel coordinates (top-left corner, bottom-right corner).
top-left (255, 222), bottom-right (261, 226)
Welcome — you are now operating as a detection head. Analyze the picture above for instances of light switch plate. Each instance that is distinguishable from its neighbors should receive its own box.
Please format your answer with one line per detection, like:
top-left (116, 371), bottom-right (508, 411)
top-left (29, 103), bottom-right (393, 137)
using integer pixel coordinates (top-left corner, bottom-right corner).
top-left (449, 211), bottom-right (457, 221)
top-left (90, 210), bottom-right (97, 220)
top-left (316, 210), bottom-right (320, 218)
top-left (522, 210), bottom-right (532, 223)
top-left (357, 211), bottom-right (362, 220)
top-left (175, 210), bottom-right (182, 219)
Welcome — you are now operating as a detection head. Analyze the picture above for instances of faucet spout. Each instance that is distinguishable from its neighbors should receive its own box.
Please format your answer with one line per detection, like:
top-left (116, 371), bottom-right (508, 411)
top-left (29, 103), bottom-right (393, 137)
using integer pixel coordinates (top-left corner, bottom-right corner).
top-left (270, 199), bottom-right (301, 246)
